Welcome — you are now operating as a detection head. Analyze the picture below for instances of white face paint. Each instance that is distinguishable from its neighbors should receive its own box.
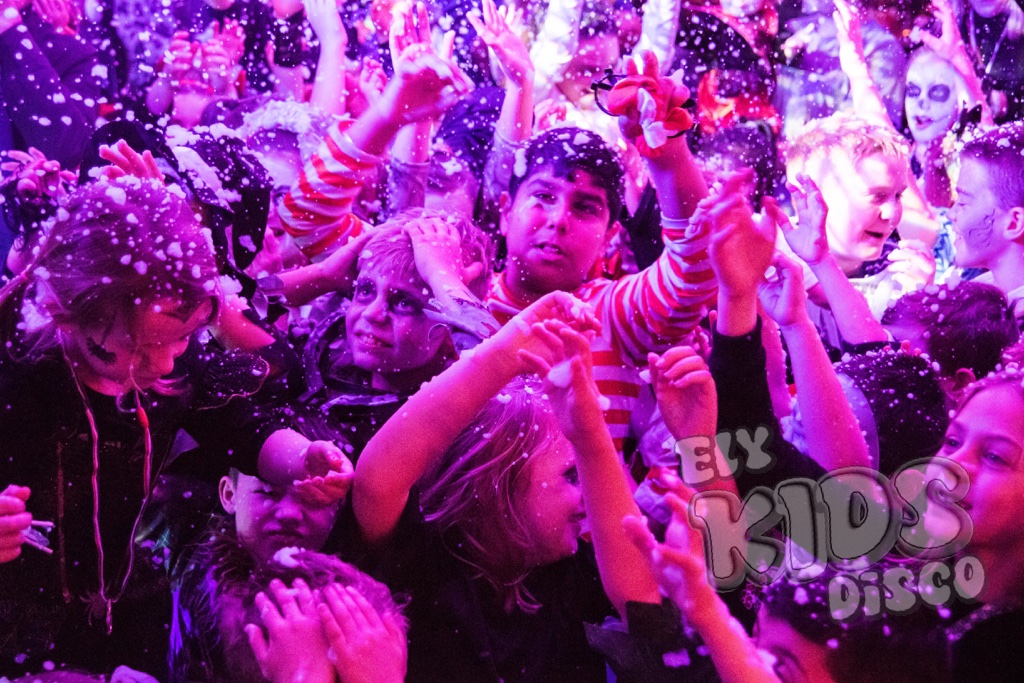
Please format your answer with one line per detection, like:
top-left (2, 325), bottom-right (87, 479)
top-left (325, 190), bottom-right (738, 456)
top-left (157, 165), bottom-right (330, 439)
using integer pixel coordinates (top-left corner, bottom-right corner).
top-left (905, 56), bottom-right (962, 144)
top-left (720, 0), bottom-right (767, 17)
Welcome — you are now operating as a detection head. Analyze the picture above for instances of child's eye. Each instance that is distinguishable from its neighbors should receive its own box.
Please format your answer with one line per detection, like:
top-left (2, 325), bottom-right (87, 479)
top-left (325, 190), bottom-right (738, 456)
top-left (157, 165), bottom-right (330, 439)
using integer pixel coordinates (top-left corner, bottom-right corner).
top-left (390, 296), bottom-right (423, 316)
top-left (907, 84), bottom-right (921, 98)
top-left (564, 466), bottom-right (579, 485)
top-left (942, 436), bottom-right (962, 452)
top-left (353, 281), bottom-right (376, 301)
top-left (982, 451), bottom-right (1012, 467)
top-left (575, 201), bottom-right (602, 217)
top-left (534, 191), bottom-right (555, 203)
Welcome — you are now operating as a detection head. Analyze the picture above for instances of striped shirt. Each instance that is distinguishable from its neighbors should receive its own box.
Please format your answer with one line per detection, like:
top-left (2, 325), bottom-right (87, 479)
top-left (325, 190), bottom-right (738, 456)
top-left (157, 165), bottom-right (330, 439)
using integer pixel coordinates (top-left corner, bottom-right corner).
top-left (487, 217), bottom-right (716, 453)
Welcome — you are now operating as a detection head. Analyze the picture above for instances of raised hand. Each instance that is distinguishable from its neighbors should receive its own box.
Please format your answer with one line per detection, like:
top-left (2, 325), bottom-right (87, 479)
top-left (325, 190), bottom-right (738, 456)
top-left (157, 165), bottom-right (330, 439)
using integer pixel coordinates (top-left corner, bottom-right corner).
top-left (304, 0), bottom-right (347, 52)
top-left (405, 216), bottom-right (484, 295)
top-left (757, 252), bottom-right (809, 330)
top-left (31, 0), bottom-right (71, 32)
top-left (0, 484), bottom-right (31, 563)
top-left (833, 0), bottom-right (868, 76)
top-left (917, 0), bottom-right (970, 66)
top-left (648, 345), bottom-right (717, 440)
top-left (98, 140), bottom-right (165, 183)
top-left (318, 584), bottom-right (408, 683)
top-left (773, 174), bottom-right (829, 265)
top-left (1, 147), bottom-right (76, 202)
top-left (209, 18), bottom-right (247, 65)
top-left (607, 51), bottom-right (694, 158)
top-left (380, 3), bottom-right (473, 125)
top-left (468, 0), bottom-right (533, 89)
top-left (530, 325), bottom-right (607, 444)
top-left (704, 169), bottom-right (776, 300)
top-left (247, 578), bottom-right (335, 683)
top-left (164, 31), bottom-right (201, 80)
top-left (318, 228), bottom-right (376, 295)
top-left (292, 441), bottom-right (355, 507)
top-left (622, 480), bottom-right (720, 626)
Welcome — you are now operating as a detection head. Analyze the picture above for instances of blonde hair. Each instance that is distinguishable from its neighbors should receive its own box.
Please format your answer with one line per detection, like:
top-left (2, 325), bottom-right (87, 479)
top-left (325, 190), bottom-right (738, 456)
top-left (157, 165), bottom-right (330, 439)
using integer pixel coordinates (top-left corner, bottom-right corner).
top-left (419, 377), bottom-right (563, 613)
top-left (785, 112), bottom-right (909, 180)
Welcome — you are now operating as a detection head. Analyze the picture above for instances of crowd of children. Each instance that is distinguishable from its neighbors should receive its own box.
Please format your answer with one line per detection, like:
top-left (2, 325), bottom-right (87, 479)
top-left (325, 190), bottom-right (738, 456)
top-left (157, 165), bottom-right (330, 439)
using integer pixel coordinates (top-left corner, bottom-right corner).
top-left (1, 0), bottom-right (1024, 680)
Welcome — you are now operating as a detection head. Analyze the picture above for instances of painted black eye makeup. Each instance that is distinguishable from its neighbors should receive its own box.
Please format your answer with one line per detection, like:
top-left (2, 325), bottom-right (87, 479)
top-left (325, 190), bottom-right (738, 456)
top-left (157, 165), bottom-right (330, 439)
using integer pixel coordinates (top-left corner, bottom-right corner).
top-left (928, 85), bottom-right (952, 102)
top-left (86, 337), bottom-right (117, 365)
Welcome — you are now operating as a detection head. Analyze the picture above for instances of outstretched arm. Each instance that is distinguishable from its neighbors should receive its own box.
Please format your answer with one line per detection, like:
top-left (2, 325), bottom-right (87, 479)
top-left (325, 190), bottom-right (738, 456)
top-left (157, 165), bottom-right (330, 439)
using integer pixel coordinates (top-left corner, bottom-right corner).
top-left (623, 484), bottom-right (782, 683)
top-left (537, 328), bottom-right (661, 615)
top-left (834, 0), bottom-right (938, 247)
top-left (353, 293), bottom-right (599, 544)
top-left (758, 253), bottom-right (871, 471)
top-left (280, 3), bottom-right (472, 259)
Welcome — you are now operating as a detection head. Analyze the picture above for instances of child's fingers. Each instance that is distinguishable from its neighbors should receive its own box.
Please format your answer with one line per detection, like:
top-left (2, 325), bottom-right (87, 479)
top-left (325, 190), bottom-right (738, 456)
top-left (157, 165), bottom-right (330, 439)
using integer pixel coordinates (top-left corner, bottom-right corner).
top-left (317, 601), bottom-right (344, 645)
top-left (336, 585), bottom-right (374, 633)
top-left (518, 349), bottom-right (553, 376)
top-left (255, 591), bottom-right (286, 631)
top-left (292, 578), bottom-right (317, 616)
top-left (245, 623), bottom-right (270, 668)
top-left (346, 585), bottom-right (386, 630)
top-left (622, 515), bottom-right (657, 557)
top-left (670, 369), bottom-right (713, 389)
top-left (659, 352), bottom-right (705, 381)
top-left (0, 485), bottom-right (30, 502)
top-left (269, 579), bottom-right (303, 621)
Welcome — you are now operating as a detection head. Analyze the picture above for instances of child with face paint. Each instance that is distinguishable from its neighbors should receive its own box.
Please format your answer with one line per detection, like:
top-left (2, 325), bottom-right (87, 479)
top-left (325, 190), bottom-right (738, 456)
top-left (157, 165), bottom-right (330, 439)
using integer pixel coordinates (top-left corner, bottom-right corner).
top-left (949, 121), bottom-right (1024, 328)
top-left (0, 177), bottom-right (351, 678)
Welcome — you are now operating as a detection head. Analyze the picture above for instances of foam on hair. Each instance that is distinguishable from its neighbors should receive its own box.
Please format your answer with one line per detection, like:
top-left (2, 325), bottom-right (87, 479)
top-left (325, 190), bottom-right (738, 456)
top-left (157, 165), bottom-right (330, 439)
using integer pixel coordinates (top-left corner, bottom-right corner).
top-left (419, 376), bottom-right (563, 613)
top-left (960, 121), bottom-right (1024, 210)
top-left (0, 177), bottom-right (220, 361)
top-left (785, 112), bottom-right (909, 179)
top-left (882, 281), bottom-right (1019, 378)
top-left (508, 127), bottom-right (624, 224)
top-left (357, 208), bottom-right (494, 300)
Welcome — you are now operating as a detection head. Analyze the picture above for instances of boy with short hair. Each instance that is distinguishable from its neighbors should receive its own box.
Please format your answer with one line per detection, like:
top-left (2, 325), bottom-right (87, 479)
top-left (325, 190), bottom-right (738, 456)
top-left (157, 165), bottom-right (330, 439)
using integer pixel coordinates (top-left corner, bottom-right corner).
top-left (285, 45), bottom-right (717, 453)
top-left (951, 121), bottom-right (1024, 328)
top-left (168, 451), bottom-right (352, 681)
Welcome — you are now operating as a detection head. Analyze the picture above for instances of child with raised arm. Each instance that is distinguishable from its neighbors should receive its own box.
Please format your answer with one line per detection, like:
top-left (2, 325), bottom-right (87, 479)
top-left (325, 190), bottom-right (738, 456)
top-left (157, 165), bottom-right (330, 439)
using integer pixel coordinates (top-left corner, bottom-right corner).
top-left (350, 293), bottom-right (712, 682)
top-left (623, 480), bottom-right (951, 683)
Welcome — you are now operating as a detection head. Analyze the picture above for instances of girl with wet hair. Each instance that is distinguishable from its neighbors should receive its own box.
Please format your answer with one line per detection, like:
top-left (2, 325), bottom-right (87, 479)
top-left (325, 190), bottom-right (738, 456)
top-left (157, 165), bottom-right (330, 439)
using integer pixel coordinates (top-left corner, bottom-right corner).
top-left (0, 177), bottom-right (350, 678)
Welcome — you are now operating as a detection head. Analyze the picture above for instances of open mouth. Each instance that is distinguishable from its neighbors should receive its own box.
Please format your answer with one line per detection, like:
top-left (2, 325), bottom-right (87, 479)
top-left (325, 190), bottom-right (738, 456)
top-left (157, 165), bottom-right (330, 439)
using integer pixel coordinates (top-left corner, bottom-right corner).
top-left (353, 331), bottom-right (392, 349)
top-left (535, 242), bottom-right (566, 258)
top-left (913, 116), bottom-right (934, 129)
top-left (864, 229), bottom-right (887, 241)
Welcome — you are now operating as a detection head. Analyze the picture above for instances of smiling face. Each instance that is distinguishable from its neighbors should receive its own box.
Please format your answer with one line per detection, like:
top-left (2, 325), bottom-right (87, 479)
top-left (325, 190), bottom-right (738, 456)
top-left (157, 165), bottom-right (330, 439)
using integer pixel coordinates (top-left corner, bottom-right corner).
top-left (344, 263), bottom-right (449, 392)
top-left (905, 55), bottom-right (962, 144)
top-left (816, 151), bottom-right (907, 271)
top-left (220, 471), bottom-right (337, 564)
top-left (501, 167), bottom-right (613, 300)
top-left (62, 299), bottom-right (213, 395)
top-left (939, 384), bottom-right (1024, 556)
top-left (518, 436), bottom-right (586, 567)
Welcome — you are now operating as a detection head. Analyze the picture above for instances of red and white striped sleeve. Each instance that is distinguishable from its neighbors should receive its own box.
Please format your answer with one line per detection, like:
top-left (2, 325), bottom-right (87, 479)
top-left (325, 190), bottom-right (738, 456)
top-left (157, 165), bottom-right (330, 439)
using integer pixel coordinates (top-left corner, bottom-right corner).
top-left (594, 215), bottom-right (717, 364)
top-left (278, 119), bottom-right (378, 260)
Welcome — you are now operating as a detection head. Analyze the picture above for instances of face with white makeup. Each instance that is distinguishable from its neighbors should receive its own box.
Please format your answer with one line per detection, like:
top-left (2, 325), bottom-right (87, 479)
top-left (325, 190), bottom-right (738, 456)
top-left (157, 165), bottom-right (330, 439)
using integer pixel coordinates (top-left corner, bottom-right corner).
top-left (905, 50), bottom-right (966, 145)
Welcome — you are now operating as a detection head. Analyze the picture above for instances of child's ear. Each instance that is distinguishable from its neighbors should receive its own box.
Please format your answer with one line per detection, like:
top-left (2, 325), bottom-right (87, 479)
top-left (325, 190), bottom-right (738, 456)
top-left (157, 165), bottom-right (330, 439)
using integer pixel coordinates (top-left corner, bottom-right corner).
top-left (498, 191), bottom-right (512, 237)
top-left (1004, 207), bottom-right (1024, 243)
top-left (219, 476), bottom-right (237, 514)
top-left (952, 368), bottom-right (977, 393)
